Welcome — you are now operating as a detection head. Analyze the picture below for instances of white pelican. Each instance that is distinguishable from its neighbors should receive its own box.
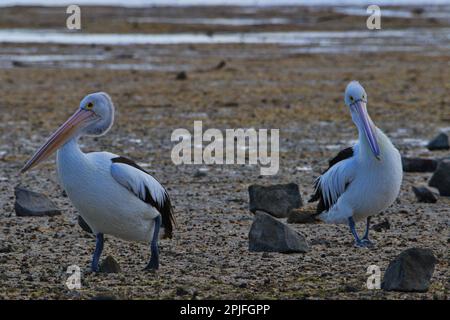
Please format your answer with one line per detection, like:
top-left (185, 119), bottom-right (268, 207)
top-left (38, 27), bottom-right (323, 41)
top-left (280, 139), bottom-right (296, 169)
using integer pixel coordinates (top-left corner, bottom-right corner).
top-left (308, 81), bottom-right (402, 247)
top-left (20, 92), bottom-right (175, 271)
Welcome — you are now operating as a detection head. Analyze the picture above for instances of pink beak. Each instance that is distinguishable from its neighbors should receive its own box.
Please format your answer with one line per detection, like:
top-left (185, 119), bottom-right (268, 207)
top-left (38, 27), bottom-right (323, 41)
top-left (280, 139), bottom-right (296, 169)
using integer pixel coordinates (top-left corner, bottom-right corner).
top-left (353, 100), bottom-right (380, 160)
top-left (20, 108), bottom-right (96, 173)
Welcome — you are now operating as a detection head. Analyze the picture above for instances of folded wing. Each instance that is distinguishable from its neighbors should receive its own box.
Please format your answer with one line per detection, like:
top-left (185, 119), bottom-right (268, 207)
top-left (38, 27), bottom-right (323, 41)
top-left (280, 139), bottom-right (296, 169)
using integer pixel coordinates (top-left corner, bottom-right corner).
top-left (110, 156), bottom-right (175, 238)
top-left (309, 146), bottom-right (356, 214)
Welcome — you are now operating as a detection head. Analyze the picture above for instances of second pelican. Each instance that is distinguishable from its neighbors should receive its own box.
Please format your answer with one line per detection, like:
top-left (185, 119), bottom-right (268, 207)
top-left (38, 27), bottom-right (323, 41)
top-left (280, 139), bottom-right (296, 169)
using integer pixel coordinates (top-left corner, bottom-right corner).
top-left (309, 81), bottom-right (402, 247)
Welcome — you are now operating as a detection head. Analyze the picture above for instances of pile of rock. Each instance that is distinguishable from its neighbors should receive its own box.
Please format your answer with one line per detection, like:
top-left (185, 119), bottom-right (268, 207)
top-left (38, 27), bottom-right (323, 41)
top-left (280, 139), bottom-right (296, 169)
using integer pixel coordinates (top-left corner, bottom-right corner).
top-left (403, 132), bottom-right (450, 201)
top-left (247, 183), bottom-right (310, 253)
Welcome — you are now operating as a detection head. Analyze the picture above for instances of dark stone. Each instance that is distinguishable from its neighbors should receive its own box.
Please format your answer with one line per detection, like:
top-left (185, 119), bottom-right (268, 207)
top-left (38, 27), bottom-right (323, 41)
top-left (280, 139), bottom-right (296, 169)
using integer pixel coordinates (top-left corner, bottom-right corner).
top-left (78, 215), bottom-right (93, 234)
top-left (343, 284), bottom-right (359, 292)
top-left (175, 71), bottom-right (187, 80)
top-left (214, 60), bottom-right (226, 70)
top-left (261, 252), bottom-right (272, 259)
top-left (372, 219), bottom-right (390, 232)
top-left (0, 245), bottom-right (13, 253)
top-left (248, 211), bottom-right (309, 253)
top-left (114, 53), bottom-right (134, 59)
top-left (382, 248), bottom-right (437, 292)
top-left (411, 7), bottom-right (424, 15)
top-left (99, 256), bottom-right (121, 273)
top-left (429, 160), bottom-right (450, 196)
top-left (14, 187), bottom-right (61, 217)
top-left (176, 287), bottom-right (189, 296)
top-left (412, 186), bottom-right (438, 203)
top-left (287, 209), bottom-right (318, 224)
top-left (248, 183), bottom-right (302, 218)
top-left (427, 133), bottom-right (449, 151)
top-left (91, 295), bottom-right (117, 300)
top-left (401, 157), bottom-right (438, 172)
top-left (193, 169), bottom-right (207, 178)
top-left (12, 60), bottom-right (27, 67)
top-left (222, 102), bottom-right (239, 107)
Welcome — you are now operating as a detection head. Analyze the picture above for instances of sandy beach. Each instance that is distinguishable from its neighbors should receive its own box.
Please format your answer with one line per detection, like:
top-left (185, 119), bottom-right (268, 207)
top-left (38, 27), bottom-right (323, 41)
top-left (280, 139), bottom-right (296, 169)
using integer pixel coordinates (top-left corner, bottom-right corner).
top-left (0, 4), bottom-right (448, 299)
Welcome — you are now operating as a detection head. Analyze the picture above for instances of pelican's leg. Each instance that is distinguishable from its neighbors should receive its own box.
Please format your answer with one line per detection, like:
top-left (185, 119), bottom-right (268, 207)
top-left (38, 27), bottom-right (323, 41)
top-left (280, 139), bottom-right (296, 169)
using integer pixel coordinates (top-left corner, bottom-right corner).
top-left (144, 215), bottom-right (161, 271)
top-left (91, 233), bottom-right (104, 272)
top-left (348, 217), bottom-right (364, 247)
top-left (361, 217), bottom-right (374, 247)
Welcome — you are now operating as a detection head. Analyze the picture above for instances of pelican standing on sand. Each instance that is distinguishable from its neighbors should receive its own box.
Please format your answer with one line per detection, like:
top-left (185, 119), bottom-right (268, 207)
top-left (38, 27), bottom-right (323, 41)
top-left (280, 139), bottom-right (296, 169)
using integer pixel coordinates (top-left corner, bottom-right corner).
top-left (309, 81), bottom-right (402, 247)
top-left (21, 92), bottom-right (175, 271)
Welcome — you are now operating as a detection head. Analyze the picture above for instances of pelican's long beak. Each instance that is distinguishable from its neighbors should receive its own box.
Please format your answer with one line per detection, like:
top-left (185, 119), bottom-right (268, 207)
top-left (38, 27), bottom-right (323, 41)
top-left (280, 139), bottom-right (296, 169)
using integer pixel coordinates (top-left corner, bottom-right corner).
top-left (20, 108), bottom-right (96, 173)
top-left (354, 100), bottom-right (380, 160)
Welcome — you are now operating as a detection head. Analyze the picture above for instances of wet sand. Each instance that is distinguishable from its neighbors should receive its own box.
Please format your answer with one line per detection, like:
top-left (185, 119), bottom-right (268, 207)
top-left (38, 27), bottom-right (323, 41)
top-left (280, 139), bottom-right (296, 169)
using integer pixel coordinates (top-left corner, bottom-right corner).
top-left (0, 5), bottom-right (449, 299)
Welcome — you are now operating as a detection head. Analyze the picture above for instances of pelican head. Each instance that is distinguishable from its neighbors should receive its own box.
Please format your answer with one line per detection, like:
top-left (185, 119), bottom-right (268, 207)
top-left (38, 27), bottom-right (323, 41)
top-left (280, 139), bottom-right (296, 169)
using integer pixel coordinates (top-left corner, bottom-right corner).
top-left (344, 81), bottom-right (380, 160)
top-left (20, 92), bottom-right (114, 173)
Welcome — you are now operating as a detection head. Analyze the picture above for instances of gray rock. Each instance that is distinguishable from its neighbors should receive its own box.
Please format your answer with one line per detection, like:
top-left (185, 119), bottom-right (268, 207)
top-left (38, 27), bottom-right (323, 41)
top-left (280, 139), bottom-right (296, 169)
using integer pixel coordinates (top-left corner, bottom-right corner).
top-left (99, 256), bottom-right (121, 273)
top-left (175, 71), bottom-right (187, 80)
top-left (429, 160), bottom-right (450, 196)
top-left (427, 132), bottom-right (449, 151)
top-left (248, 183), bottom-right (302, 218)
top-left (412, 186), bottom-right (438, 203)
top-left (382, 248), bottom-right (437, 292)
top-left (193, 168), bottom-right (208, 178)
top-left (248, 211), bottom-right (309, 253)
top-left (287, 209), bottom-right (318, 224)
top-left (14, 187), bottom-right (61, 217)
top-left (12, 60), bottom-right (28, 67)
top-left (401, 157), bottom-right (438, 173)
top-left (176, 287), bottom-right (190, 296)
top-left (78, 215), bottom-right (93, 234)
top-left (372, 219), bottom-right (390, 232)
top-left (214, 60), bottom-right (226, 70)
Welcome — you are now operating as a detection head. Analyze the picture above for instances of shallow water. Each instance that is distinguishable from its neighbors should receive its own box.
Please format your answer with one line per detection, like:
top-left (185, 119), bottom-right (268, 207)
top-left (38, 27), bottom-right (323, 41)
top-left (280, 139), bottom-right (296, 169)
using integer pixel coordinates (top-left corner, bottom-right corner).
top-left (1, 13), bottom-right (449, 71)
top-left (0, 28), bottom-right (448, 48)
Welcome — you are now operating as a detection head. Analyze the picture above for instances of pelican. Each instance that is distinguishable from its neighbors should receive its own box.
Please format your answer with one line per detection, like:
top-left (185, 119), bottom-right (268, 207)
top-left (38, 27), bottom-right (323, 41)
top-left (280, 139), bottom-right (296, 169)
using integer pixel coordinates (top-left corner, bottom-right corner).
top-left (20, 92), bottom-right (175, 271)
top-left (308, 81), bottom-right (402, 247)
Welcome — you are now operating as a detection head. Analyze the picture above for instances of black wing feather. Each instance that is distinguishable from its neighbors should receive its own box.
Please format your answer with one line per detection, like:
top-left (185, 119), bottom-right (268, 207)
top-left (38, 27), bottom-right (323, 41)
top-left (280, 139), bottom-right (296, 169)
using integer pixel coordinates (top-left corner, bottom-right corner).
top-left (308, 147), bottom-right (354, 214)
top-left (111, 156), bottom-right (175, 238)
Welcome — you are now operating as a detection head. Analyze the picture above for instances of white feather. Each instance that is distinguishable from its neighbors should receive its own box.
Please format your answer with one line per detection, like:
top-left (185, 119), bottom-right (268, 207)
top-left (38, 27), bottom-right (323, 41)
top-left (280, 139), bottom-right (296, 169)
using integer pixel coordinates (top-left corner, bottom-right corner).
top-left (317, 154), bottom-right (356, 210)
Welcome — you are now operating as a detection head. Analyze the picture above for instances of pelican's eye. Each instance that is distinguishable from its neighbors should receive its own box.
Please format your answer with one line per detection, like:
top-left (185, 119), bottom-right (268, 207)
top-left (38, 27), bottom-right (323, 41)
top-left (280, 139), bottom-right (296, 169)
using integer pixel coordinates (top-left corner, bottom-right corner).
top-left (362, 94), bottom-right (366, 100)
top-left (349, 96), bottom-right (354, 102)
top-left (86, 102), bottom-right (94, 110)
